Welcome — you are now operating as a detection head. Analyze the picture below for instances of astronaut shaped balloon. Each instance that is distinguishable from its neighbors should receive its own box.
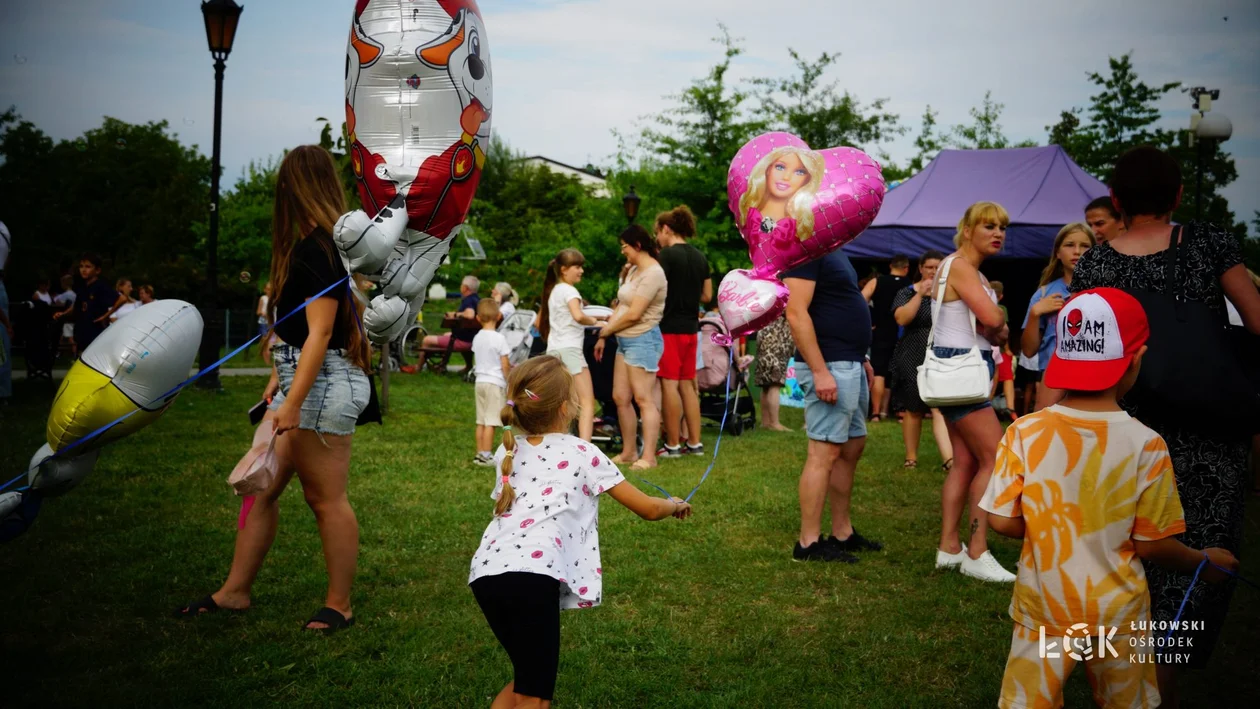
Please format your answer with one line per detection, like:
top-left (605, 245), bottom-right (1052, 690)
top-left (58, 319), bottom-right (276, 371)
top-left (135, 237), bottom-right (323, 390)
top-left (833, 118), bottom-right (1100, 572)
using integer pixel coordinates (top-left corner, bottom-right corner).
top-left (717, 132), bottom-right (885, 340)
top-left (3, 300), bottom-right (203, 542)
top-left (334, 0), bottom-right (493, 342)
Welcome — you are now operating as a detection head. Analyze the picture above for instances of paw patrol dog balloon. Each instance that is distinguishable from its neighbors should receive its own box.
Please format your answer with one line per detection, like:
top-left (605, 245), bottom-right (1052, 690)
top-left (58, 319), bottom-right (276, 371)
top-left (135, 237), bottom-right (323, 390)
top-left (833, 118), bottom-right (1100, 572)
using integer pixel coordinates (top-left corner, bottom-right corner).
top-left (716, 132), bottom-right (884, 339)
top-left (335, 0), bottom-right (493, 342)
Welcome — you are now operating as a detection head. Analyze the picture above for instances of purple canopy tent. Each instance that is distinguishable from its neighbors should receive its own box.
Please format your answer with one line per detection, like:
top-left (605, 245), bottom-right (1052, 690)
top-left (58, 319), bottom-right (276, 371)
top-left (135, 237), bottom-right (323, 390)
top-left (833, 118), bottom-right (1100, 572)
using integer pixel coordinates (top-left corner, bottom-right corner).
top-left (844, 146), bottom-right (1107, 259)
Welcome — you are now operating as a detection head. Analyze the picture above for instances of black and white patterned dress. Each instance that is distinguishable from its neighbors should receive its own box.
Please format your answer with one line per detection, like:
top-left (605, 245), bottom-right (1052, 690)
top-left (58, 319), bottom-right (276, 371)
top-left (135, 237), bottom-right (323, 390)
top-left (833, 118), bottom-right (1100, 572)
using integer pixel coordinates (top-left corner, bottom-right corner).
top-left (1070, 221), bottom-right (1248, 667)
top-left (889, 285), bottom-right (932, 415)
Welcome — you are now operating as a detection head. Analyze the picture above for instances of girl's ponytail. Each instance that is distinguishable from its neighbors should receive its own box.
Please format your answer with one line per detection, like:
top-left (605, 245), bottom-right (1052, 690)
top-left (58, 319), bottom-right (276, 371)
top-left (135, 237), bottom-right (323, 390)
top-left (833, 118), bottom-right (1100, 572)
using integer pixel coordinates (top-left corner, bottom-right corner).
top-left (539, 258), bottom-right (560, 341)
top-left (494, 411), bottom-right (518, 517)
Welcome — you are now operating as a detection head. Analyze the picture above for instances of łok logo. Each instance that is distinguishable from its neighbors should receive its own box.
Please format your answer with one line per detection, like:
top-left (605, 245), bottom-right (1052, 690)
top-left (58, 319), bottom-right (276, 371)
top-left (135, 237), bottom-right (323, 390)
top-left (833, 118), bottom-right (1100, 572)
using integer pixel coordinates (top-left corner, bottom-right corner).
top-left (1039, 624), bottom-right (1119, 661)
top-left (1066, 308), bottom-right (1083, 337)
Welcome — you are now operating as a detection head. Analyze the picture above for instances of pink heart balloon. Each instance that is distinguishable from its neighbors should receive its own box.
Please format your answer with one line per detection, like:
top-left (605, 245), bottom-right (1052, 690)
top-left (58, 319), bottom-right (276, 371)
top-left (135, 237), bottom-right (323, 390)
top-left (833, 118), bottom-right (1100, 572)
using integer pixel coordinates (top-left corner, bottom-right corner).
top-left (715, 269), bottom-right (789, 341)
top-left (727, 132), bottom-right (885, 278)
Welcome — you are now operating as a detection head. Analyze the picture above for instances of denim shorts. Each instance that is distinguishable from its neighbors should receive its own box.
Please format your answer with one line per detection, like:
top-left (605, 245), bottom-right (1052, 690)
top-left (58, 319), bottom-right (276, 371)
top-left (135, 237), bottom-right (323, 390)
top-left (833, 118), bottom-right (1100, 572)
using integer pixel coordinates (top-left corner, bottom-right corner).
top-left (796, 360), bottom-right (869, 444)
top-left (269, 344), bottom-right (370, 435)
top-left (933, 346), bottom-right (995, 423)
top-left (617, 326), bottom-right (664, 372)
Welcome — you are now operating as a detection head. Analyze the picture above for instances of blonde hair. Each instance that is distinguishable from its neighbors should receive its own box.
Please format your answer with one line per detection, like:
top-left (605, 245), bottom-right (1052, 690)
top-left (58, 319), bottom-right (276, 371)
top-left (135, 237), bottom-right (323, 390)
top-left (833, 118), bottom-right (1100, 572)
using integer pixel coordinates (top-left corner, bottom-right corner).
top-left (738, 146), bottom-right (825, 241)
top-left (953, 201), bottom-right (1010, 248)
top-left (494, 356), bottom-right (579, 516)
top-left (1039, 222), bottom-right (1095, 286)
top-left (476, 298), bottom-right (500, 324)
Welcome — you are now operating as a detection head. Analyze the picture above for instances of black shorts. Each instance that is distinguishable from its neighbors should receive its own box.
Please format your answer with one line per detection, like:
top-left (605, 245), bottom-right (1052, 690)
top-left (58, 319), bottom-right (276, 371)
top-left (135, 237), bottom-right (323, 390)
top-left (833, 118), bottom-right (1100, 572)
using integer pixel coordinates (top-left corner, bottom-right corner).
top-left (1014, 364), bottom-right (1042, 388)
top-left (471, 572), bottom-right (561, 701)
top-left (869, 342), bottom-right (896, 378)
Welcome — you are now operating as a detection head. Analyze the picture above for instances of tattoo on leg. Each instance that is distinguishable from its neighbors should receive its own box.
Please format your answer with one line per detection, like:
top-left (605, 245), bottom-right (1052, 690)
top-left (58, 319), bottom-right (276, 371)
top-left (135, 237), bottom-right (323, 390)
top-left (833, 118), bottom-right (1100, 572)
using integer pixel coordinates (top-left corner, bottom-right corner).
top-left (970, 517), bottom-right (979, 539)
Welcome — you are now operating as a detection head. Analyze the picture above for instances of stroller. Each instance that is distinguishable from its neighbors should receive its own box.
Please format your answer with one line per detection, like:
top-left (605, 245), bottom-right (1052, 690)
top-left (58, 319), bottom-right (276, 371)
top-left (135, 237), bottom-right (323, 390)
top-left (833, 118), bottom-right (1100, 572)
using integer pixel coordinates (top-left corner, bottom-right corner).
top-left (697, 316), bottom-right (756, 435)
top-left (501, 309), bottom-right (536, 366)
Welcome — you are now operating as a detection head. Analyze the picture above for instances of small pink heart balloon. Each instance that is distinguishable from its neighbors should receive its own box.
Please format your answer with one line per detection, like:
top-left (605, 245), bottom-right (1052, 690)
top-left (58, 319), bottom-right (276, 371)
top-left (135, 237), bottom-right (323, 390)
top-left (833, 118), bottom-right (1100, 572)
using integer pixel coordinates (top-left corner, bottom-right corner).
top-left (727, 132), bottom-right (885, 278)
top-left (715, 269), bottom-right (789, 341)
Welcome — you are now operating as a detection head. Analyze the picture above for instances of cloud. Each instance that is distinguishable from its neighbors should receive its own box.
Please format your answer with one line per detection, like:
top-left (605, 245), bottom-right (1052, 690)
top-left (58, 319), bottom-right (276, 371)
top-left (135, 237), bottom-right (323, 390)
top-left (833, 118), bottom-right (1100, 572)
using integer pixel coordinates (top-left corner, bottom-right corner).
top-left (2, 0), bottom-right (1257, 230)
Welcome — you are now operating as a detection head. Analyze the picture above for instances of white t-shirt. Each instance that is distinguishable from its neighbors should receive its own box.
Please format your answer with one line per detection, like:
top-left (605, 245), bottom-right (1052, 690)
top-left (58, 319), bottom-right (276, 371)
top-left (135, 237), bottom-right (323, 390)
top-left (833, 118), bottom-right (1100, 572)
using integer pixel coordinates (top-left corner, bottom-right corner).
top-left (34, 291), bottom-right (52, 305)
top-left (499, 300), bottom-right (516, 321)
top-left (112, 300), bottom-right (140, 321)
top-left (469, 433), bottom-right (626, 609)
top-left (258, 294), bottom-right (270, 325)
top-left (53, 290), bottom-right (76, 308)
top-left (472, 329), bottom-right (511, 387)
top-left (546, 282), bottom-right (585, 351)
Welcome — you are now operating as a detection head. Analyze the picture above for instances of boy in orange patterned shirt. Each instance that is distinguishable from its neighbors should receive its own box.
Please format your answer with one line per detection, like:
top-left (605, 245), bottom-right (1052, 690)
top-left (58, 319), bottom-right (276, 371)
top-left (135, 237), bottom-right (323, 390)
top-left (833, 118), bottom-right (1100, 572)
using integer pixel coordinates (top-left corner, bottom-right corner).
top-left (980, 287), bottom-right (1238, 709)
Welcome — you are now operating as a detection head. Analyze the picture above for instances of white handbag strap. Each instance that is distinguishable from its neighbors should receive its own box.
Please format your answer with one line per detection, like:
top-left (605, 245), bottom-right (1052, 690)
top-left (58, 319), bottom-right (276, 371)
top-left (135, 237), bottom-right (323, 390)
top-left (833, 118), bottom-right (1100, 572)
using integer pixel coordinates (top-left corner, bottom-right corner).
top-left (924, 255), bottom-right (979, 352)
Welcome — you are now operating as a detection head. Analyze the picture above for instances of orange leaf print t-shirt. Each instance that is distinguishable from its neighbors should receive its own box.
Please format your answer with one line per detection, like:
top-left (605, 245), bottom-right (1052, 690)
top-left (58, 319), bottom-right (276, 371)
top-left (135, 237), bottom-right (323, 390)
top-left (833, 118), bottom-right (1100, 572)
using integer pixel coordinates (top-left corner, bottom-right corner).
top-left (980, 405), bottom-right (1186, 636)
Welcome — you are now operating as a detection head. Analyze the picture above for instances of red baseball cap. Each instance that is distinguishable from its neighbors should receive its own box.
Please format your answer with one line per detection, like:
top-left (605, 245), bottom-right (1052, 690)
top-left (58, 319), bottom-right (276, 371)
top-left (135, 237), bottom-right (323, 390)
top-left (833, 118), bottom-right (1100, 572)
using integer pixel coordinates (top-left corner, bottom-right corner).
top-left (1043, 288), bottom-right (1149, 392)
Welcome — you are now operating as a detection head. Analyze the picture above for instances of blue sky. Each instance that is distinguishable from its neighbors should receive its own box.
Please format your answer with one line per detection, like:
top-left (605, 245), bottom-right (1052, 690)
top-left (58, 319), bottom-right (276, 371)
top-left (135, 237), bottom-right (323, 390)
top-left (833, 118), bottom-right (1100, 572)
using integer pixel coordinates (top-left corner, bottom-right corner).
top-left (2, 0), bottom-right (1258, 232)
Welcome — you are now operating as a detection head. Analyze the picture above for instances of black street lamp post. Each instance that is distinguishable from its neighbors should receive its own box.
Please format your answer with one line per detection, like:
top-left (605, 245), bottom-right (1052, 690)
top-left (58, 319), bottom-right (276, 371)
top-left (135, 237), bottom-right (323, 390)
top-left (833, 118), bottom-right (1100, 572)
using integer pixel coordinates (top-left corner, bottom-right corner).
top-left (1188, 87), bottom-right (1232, 222)
top-left (622, 185), bottom-right (641, 224)
top-left (196, 0), bottom-right (243, 390)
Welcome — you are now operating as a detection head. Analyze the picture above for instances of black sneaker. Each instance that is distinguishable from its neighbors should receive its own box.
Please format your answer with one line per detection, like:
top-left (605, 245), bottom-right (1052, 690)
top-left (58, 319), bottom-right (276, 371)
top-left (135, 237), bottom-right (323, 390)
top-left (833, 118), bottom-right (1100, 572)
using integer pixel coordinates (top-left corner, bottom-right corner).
top-left (826, 529), bottom-right (884, 553)
top-left (792, 540), bottom-right (858, 563)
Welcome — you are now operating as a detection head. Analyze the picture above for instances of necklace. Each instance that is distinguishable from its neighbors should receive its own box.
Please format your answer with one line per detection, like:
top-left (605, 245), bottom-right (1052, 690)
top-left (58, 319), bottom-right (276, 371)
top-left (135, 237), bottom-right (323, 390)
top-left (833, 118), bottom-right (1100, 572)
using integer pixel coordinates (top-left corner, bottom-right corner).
top-left (759, 215), bottom-right (777, 233)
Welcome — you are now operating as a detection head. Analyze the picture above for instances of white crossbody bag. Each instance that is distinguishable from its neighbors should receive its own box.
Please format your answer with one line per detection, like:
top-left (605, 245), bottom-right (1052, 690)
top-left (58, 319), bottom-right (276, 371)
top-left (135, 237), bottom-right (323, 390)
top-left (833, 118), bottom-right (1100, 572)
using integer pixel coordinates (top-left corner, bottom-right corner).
top-left (916, 255), bottom-right (992, 407)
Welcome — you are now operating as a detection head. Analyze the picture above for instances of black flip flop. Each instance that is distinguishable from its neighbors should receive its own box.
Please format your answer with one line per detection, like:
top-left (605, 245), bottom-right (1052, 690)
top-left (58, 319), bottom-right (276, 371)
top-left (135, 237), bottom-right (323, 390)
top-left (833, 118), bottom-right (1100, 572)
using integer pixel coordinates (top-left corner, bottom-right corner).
top-left (304, 606), bottom-right (355, 634)
top-left (174, 594), bottom-right (231, 619)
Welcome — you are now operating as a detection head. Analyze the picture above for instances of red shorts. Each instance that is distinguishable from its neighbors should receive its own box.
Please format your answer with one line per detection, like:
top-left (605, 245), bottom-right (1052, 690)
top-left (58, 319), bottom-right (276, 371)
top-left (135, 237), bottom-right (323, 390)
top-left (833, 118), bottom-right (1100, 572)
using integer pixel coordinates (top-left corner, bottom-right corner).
top-left (658, 333), bottom-right (698, 380)
top-left (998, 353), bottom-right (1014, 382)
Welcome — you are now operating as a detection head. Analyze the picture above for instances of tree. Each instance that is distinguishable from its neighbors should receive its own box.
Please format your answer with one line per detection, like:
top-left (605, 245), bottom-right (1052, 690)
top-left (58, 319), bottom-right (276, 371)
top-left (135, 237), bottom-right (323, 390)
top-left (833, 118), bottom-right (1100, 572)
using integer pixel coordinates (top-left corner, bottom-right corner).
top-left (1051, 54), bottom-right (1246, 237)
top-left (906, 105), bottom-right (945, 174)
top-left (949, 91), bottom-right (1036, 150)
top-left (625, 25), bottom-right (768, 272)
top-left (1053, 54), bottom-right (1180, 182)
top-left (752, 49), bottom-right (904, 155)
top-left (0, 109), bottom-right (210, 302)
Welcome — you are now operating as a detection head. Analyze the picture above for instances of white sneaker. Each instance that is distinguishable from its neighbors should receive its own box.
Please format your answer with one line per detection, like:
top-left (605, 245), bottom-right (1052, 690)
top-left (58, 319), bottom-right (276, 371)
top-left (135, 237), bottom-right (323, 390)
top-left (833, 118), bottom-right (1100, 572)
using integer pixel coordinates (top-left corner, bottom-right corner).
top-left (960, 550), bottom-right (1017, 583)
top-left (935, 547), bottom-right (968, 569)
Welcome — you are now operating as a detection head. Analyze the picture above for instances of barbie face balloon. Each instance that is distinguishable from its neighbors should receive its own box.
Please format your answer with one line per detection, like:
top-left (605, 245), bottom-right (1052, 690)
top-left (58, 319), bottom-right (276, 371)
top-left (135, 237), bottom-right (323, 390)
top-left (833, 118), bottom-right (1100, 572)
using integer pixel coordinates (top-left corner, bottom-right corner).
top-left (727, 132), bottom-right (884, 278)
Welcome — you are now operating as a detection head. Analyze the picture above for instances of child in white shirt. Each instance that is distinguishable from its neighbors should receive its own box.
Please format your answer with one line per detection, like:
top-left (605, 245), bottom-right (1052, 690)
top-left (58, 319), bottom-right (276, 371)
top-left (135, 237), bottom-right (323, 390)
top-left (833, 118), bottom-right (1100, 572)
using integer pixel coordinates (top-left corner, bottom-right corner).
top-left (540, 248), bottom-right (606, 441)
top-left (469, 355), bottom-right (692, 707)
top-left (472, 299), bottom-right (512, 466)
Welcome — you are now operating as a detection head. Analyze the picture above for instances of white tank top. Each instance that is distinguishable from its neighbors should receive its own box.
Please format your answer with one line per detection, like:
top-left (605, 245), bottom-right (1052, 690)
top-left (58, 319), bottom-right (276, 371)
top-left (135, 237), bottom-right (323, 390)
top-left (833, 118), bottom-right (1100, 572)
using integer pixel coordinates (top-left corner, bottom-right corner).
top-left (931, 258), bottom-right (996, 350)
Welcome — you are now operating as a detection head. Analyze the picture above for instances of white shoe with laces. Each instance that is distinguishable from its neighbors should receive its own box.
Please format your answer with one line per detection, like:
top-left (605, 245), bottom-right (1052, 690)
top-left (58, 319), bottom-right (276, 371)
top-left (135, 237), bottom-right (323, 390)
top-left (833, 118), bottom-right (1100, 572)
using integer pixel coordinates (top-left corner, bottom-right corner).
top-left (935, 547), bottom-right (968, 570)
top-left (960, 550), bottom-right (1017, 583)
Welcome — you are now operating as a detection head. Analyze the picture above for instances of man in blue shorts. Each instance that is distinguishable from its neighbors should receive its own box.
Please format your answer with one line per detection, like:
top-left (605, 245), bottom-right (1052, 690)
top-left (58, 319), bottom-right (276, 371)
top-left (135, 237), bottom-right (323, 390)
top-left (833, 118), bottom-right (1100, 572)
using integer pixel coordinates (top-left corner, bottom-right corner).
top-left (784, 249), bottom-right (883, 562)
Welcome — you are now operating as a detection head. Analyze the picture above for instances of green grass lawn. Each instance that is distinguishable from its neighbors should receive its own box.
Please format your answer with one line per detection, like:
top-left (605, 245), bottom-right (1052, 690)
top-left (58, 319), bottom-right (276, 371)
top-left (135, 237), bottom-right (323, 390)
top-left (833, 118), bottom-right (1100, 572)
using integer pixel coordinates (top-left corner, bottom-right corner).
top-left (1, 373), bottom-right (1256, 707)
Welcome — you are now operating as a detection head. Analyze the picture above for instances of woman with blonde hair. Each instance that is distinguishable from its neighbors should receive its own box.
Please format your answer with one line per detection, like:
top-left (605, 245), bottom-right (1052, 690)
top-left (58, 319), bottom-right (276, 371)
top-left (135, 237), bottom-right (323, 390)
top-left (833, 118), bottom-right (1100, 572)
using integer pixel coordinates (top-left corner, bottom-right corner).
top-left (738, 145), bottom-right (826, 244)
top-left (930, 201), bottom-right (1016, 583)
top-left (177, 145), bottom-right (371, 633)
top-left (1019, 222), bottom-right (1095, 411)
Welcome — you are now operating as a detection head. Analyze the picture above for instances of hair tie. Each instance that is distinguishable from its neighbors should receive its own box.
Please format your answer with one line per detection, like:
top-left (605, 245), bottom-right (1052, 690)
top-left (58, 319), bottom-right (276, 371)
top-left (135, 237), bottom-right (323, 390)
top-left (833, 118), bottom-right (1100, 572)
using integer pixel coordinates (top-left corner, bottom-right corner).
top-left (503, 425), bottom-right (512, 431)
top-left (500, 475), bottom-right (509, 484)
top-left (506, 400), bottom-right (514, 408)
top-left (504, 449), bottom-right (515, 458)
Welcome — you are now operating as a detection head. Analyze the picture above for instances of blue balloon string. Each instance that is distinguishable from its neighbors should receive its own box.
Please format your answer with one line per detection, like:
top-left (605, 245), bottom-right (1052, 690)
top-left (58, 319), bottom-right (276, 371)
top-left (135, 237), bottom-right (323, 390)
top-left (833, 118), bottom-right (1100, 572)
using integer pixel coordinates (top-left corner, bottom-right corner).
top-left (1162, 556), bottom-right (1259, 641)
top-left (1, 276), bottom-right (351, 495)
top-left (637, 347), bottom-right (736, 503)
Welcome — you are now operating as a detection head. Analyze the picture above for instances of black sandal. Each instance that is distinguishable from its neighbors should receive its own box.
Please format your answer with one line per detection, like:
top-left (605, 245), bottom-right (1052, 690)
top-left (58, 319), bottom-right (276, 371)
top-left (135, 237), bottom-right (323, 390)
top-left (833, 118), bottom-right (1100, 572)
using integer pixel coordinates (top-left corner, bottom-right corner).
top-left (941, 458), bottom-right (954, 473)
top-left (304, 606), bottom-right (355, 634)
top-left (174, 594), bottom-right (234, 618)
